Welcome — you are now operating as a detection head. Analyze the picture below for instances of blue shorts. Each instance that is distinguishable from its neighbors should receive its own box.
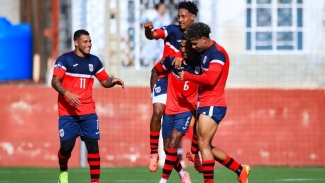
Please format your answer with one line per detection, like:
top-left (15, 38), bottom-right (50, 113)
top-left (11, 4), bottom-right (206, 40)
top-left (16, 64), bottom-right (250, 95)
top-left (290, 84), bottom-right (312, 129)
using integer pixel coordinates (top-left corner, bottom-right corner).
top-left (152, 77), bottom-right (168, 104)
top-left (197, 106), bottom-right (227, 124)
top-left (58, 113), bottom-right (100, 141)
top-left (162, 111), bottom-right (193, 139)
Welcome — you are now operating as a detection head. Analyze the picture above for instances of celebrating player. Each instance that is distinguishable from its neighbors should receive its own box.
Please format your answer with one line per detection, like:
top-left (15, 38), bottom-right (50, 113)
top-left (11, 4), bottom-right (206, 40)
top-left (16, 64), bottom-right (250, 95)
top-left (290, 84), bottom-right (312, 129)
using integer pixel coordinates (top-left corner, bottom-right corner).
top-left (143, 1), bottom-right (199, 172)
top-left (179, 22), bottom-right (250, 183)
top-left (52, 29), bottom-right (124, 183)
top-left (154, 36), bottom-right (201, 183)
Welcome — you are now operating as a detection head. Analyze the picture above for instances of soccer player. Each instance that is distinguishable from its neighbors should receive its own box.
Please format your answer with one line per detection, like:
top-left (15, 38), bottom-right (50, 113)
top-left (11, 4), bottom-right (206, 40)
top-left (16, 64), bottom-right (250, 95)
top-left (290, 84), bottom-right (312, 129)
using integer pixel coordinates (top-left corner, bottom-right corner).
top-left (179, 22), bottom-right (251, 183)
top-left (155, 36), bottom-right (201, 183)
top-left (51, 29), bottom-right (124, 183)
top-left (143, 1), bottom-right (199, 172)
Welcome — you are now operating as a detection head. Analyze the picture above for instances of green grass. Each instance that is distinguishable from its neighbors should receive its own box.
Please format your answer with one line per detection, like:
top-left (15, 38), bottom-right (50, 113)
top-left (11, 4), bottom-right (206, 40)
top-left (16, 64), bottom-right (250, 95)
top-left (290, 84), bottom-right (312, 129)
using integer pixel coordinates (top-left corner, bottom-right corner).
top-left (0, 166), bottom-right (324, 183)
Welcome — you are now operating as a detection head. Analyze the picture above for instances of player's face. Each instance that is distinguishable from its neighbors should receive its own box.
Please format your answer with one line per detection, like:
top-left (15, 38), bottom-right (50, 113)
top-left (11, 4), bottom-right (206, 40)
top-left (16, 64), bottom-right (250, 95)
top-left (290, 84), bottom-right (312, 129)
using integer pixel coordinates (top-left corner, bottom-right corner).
top-left (181, 39), bottom-right (196, 60)
top-left (190, 37), bottom-right (208, 52)
top-left (75, 35), bottom-right (92, 55)
top-left (178, 9), bottom-right (195, 30)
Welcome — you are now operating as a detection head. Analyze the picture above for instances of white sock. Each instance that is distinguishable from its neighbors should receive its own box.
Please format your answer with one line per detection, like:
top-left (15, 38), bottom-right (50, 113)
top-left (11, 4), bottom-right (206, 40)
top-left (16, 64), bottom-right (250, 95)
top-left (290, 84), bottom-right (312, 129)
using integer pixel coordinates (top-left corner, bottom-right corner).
top-left (159, 178), bottom-right (167, 183)
top-left (178, 169), bottom-right (184, 178)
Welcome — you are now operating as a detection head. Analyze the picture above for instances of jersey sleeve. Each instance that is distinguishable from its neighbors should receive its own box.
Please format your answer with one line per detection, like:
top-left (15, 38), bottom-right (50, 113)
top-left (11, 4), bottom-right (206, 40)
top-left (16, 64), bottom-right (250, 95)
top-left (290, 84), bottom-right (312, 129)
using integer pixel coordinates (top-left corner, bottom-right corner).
top-left (155, 56), bottom-right (175, 72)
top-left (183, 64), bottom-right (223, 86)
top-left (94, 57), bottom-right (109, 82)
top-left (208, 52), bottom-right (226, 71)
top-left (155, 24), bottom-right (174, 40)
top-left (53, 55), bottom-right (68, 78)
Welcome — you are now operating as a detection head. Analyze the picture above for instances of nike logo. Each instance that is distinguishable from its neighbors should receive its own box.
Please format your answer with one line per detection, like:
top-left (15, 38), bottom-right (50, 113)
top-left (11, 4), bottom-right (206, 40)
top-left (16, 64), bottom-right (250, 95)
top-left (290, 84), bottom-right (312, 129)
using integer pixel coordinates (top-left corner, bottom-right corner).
top-left (95, 132), bottom-right (99, 134)
top-left (177, 40), bottom-right (181, 42)
top-left (73, 63), bottom-right (78, 67)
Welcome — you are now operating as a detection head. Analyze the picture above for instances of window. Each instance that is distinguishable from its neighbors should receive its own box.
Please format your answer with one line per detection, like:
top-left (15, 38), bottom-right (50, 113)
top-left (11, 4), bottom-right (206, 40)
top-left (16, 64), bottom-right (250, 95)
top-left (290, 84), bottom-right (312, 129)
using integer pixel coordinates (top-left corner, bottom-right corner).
top-left (246, 0), bottom-right (303, 51)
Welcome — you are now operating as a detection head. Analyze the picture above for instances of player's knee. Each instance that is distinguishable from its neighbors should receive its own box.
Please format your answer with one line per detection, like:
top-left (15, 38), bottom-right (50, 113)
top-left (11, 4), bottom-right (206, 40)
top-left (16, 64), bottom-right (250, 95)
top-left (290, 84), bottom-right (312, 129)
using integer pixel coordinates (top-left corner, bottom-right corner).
top-left (60, 138), bottom-right (76, 156)
top-left (83, 137), bottom-right (99, 153)
top-left (152, 107), bottom-right (164, 118)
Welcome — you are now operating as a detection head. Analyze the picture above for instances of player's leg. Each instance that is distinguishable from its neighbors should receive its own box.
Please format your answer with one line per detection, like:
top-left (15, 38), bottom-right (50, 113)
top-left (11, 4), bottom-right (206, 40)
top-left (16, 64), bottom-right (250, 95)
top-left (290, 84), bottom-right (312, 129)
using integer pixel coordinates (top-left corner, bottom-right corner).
top-left (186, 113), bottom-right (202, 173)
top-left (149, 77), bottom-right (167, 172)
top-left (160, 112), bottom-right (193, 183)
top-left (58, 116), bottom-right (79, 183)
top-left (79, 114), bottom-right (101, 183)
top-left (82, 137), bottom-right (100, 183)
top-left (208, 106), bottom-right (250, 183)
top-left (196, 114), bottom-right (218, 183)
top-left (211, 147), bottom-right (250, 183)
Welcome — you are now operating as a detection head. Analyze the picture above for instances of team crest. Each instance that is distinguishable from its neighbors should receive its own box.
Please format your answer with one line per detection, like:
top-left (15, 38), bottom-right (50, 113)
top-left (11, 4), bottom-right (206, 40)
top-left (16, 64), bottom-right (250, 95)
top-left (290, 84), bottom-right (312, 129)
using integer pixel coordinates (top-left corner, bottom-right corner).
top-left (195, 66), bottom-right (200, 74)
top-left (89, 64), bottom-right (93, 72)
top-left (59, 129), bottom-right (64, 137)
top-left (203, 56), bottom-right (207, 64)
top-left (56, 62), bottom-right (62, 69)
top-left (155, 86), bottom-right (161, 93)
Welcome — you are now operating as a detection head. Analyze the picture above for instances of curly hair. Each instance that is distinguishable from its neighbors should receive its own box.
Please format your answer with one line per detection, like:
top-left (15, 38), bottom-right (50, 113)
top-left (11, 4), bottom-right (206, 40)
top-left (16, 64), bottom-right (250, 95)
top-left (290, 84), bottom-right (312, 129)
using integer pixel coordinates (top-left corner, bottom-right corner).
top-left (178, 1), bottom-right (198, 16)
top-left (184, 22), bottom-right (211, 40)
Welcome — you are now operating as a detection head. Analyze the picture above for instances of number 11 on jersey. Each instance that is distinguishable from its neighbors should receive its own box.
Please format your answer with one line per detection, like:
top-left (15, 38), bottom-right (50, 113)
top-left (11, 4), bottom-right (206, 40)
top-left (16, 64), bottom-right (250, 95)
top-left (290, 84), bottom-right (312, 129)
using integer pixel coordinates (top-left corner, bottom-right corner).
top-left (80, 78), bottom-right (86, 88)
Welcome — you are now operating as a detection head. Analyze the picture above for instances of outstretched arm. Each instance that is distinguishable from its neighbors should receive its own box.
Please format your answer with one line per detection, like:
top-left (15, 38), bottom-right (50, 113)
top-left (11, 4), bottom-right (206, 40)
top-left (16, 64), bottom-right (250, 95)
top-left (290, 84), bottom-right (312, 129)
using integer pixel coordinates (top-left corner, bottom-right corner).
top-left (51, 76), bottom-right (80, 106)
top-left (100, 77), bottom-right (124, 89)
top-left (179, 64), bottom-right (223, 86)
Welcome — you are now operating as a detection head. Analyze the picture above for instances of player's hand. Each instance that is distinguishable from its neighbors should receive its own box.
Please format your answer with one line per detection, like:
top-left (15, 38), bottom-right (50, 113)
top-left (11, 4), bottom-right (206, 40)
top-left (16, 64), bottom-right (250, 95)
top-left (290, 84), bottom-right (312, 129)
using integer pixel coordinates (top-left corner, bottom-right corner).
top-left (143, 21), bottom-right (154, 30)
top-left (178, 71), bottom-right (185, 81)
top-left (64, 91), bottom-right (81, 107)
top-left (112, 78), bottom-right (124, 89)
top-left (172, 57), bottom-right (186, 69)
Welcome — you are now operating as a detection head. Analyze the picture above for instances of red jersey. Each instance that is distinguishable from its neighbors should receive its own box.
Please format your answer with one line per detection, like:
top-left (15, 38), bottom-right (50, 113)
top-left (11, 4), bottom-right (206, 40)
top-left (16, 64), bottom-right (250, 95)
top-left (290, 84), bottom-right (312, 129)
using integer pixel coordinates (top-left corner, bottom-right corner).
top-left (183, 41), bottom-right (229, 107)
top-left (53, 51), bottom-right (109, 116)
top-left (155, 24), bottom-right (184, 79)
top-left (156, 56), bottom-right (201, 115)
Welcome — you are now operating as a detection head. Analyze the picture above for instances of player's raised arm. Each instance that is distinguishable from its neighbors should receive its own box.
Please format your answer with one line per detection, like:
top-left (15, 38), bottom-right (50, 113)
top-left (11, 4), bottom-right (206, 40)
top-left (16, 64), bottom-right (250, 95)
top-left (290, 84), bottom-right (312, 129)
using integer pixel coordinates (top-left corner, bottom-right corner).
top-left (144, 21), bottom-right (158, 40)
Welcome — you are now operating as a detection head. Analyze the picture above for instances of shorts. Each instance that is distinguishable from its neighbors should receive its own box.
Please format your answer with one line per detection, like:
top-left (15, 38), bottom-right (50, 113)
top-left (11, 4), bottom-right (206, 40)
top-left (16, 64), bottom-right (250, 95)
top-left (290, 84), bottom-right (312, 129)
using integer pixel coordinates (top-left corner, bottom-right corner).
top-left (58, 113), bottom-right (100, 141)
top-left (152, 77), bottom-right (168, 104)
top-left (197, 106), bottom-right (227, 124)
top-left (162, 111), bottom-right (194, 139)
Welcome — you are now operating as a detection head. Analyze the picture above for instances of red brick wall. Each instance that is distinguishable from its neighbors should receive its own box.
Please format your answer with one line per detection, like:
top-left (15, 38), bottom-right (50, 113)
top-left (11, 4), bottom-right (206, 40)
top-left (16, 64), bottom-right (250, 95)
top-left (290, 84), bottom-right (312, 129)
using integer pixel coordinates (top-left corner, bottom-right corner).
top-left (0, 86), bottom-right (324, 167)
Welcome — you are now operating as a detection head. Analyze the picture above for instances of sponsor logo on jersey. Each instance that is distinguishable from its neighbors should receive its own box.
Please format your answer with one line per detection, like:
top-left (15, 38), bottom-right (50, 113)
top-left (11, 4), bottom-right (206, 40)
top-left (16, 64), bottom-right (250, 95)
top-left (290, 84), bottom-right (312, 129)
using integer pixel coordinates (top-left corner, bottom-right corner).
top-left (89, 64), bottom-right (93, 72)
top-left (203, 56), bottom-right (207, 64)
top-left (59, 129), bottom-right (64, 137)
top-left (195, 66), bottom-right (200, 74)
top-left (155, 86), bottom-right (161, 93)
top-left (56, 62), bottom-right (62, 69)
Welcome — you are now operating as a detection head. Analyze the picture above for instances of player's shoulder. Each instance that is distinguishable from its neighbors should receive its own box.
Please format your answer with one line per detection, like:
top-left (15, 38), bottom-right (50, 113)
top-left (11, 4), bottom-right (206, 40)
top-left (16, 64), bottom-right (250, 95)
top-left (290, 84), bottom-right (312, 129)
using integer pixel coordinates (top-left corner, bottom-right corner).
top-left (163, 24), bottom-right (181, 31)
top-left (205, 41), bottom-right (227, 60)
top-left (88, 54), bottom-right (100, 61)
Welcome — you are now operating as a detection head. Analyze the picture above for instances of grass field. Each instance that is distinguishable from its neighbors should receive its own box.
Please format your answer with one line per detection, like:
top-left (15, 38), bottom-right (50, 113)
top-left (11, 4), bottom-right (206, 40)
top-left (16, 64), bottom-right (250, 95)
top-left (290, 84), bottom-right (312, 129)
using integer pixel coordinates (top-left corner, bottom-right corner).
top-left (0, 166), bottom-right (324, 183)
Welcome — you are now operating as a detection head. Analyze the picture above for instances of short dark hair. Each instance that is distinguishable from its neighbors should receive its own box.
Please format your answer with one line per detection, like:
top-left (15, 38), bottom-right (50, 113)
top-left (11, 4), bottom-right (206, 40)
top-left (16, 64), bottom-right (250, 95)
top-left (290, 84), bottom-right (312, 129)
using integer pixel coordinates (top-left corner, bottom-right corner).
top-left (184, 22), bottom-right (211, 40)
top-left (178, 1), bottom-right (198, 16)
top-left (73, 29), bottom-right (89, 40)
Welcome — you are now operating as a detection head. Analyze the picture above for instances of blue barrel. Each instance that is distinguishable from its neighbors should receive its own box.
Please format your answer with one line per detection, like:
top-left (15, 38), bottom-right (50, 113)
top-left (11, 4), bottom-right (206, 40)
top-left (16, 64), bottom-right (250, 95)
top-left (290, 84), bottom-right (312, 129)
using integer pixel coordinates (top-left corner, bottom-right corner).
top-left (0, 17), bottom-right (33, 81)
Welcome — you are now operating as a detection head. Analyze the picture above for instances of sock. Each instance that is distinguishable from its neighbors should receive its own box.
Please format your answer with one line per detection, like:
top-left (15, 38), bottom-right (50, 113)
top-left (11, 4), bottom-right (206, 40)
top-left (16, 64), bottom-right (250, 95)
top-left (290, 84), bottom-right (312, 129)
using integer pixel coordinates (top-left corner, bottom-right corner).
top-left (177, 147), bottom-right (183, 161)
top-left (191, 133), bottom-right (199, 154)
top-left (58, 150), bottom-right (71, 171)
top-left (150, 131), bottom-right (160, 154)
top-left (174, 156), bottom-right (184, 178)
top-left (220, 155), bottom-right (243, 176)
top-left (88, 152), bottom-right (100, 183)
top-left (159, 178), bottom-right (167, 183)
top-left (161, 148), bottom-right (178, 180)
top-left (202, 160), bottom-right (215, 183)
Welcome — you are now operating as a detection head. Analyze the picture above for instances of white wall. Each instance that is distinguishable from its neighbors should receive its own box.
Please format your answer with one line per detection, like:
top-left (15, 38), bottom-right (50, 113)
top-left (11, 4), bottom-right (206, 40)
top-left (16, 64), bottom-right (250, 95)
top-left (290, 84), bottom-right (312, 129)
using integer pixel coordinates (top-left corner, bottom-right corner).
top-left (0, 0), bottom-right (20, 24)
